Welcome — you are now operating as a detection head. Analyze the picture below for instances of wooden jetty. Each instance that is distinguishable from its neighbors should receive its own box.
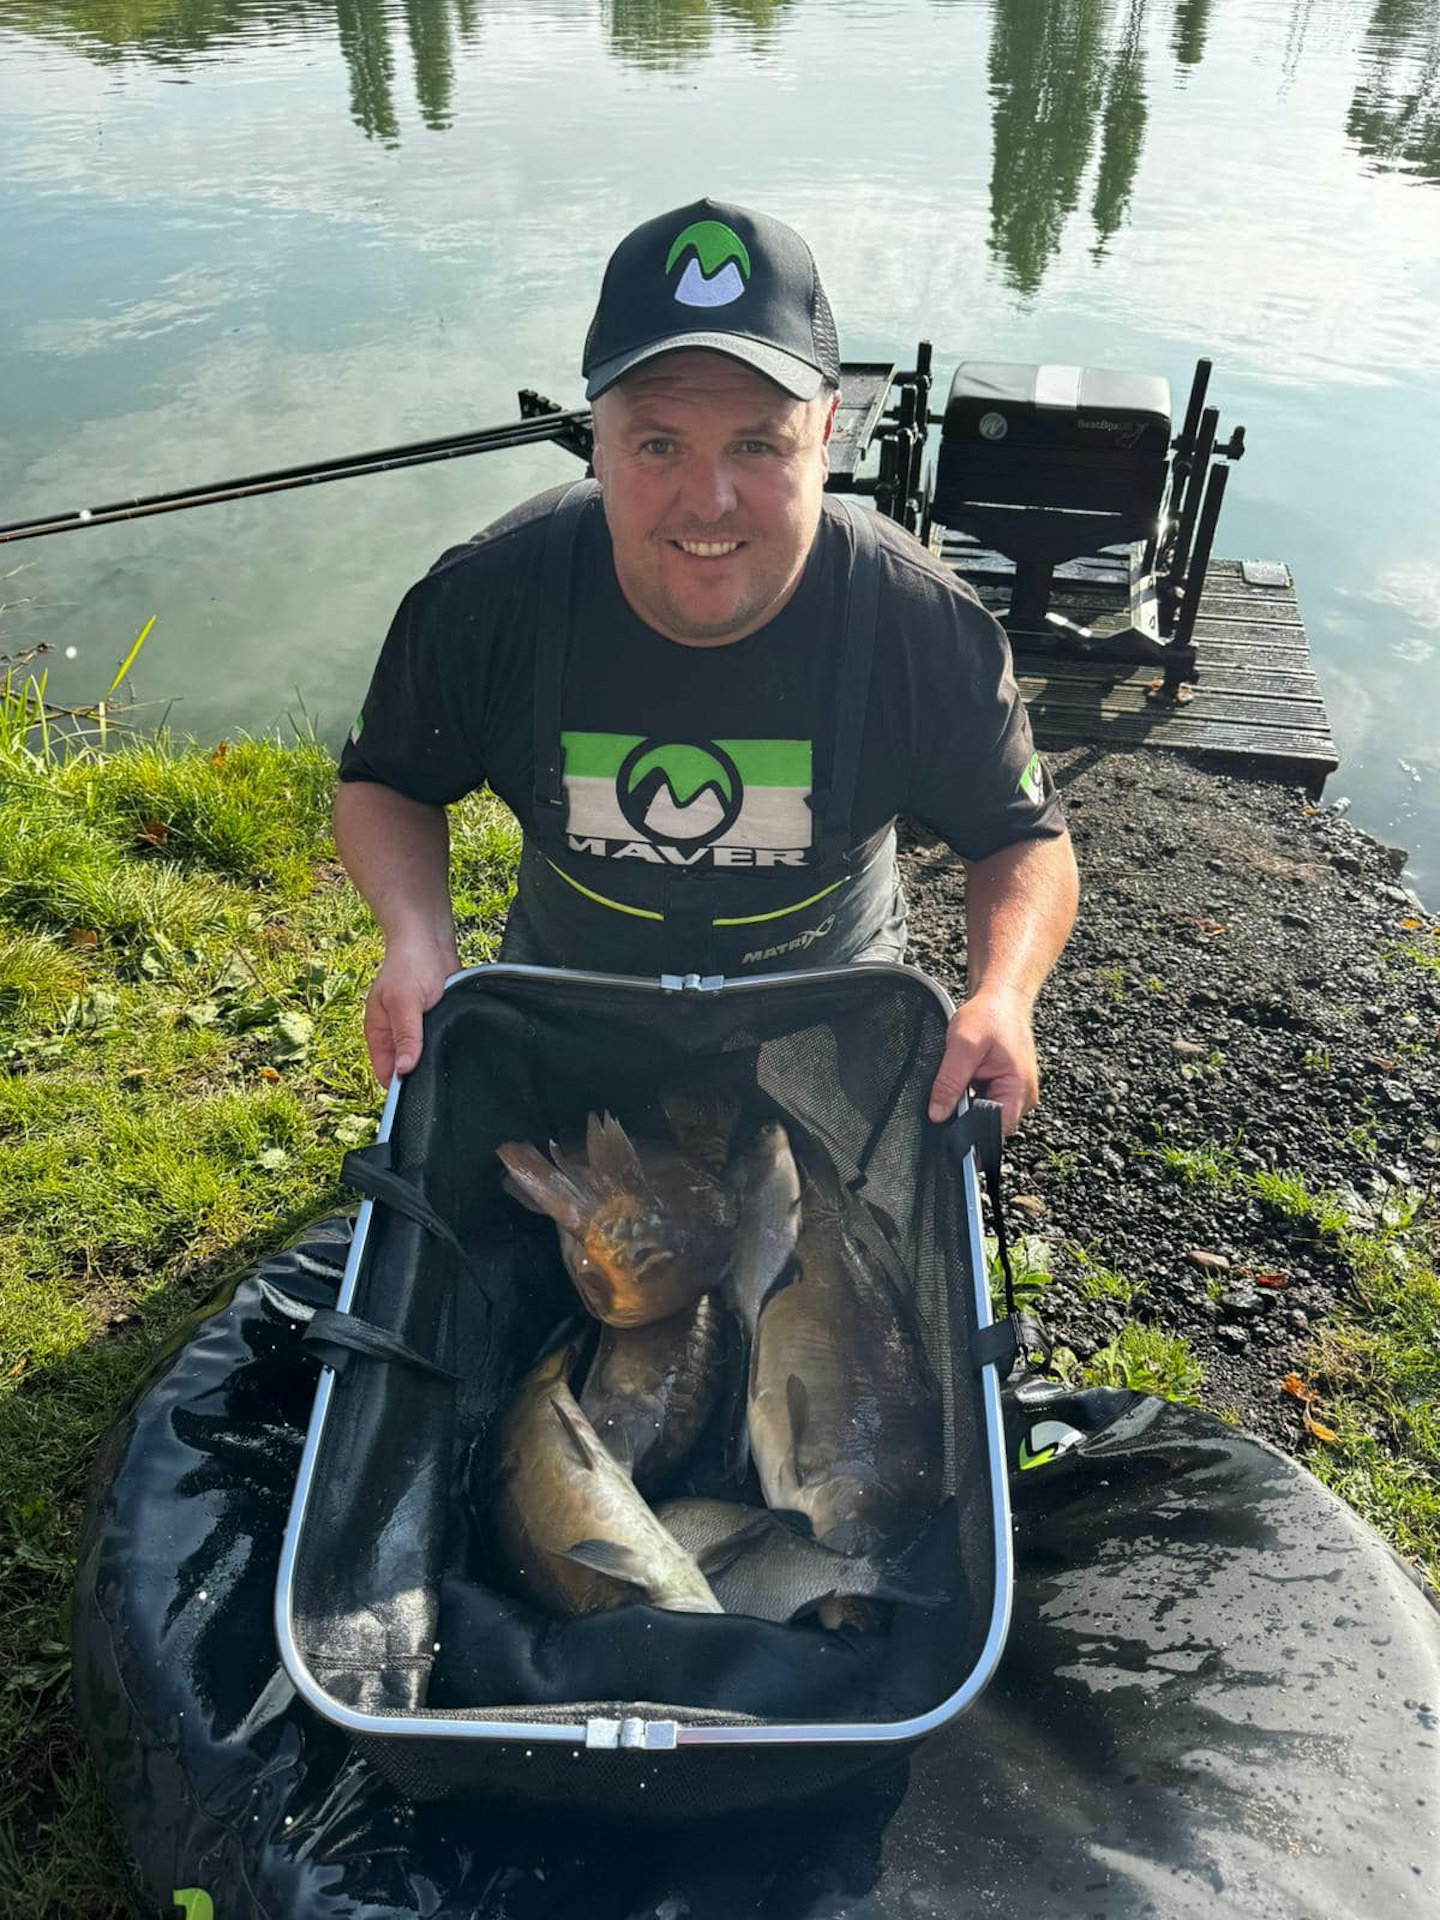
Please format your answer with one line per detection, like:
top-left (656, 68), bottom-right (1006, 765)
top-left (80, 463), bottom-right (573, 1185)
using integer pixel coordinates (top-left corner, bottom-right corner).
top-left (934, 536), bottom-right (1339, 798)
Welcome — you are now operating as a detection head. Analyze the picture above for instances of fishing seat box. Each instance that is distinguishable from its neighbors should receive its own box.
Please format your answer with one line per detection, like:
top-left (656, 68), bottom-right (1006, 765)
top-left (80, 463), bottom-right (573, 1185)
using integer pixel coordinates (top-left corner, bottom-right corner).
top-left (276, 962), bottom-right (1013, 1819)
top-left (932, 360), bottom-right (1172, 539)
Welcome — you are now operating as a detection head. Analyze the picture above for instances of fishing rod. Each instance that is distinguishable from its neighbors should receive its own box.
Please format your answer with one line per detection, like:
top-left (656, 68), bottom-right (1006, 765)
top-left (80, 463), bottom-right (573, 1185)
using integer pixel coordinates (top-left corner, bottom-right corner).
top-left (0, 393), bottom-right (594, 546)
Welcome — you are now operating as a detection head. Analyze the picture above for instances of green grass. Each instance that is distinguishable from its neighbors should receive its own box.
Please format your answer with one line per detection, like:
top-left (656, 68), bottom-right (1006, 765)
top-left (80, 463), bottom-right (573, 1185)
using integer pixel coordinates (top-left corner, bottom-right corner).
top-left (1069, 1321), bottom-right (1206, 1404)
top-left (1068, 1246), bottom-right (1141, 1306)
top-left (1152, 1138), bottom-right (1241, 1187)
top-left (0, 680), bottom-right (518, 1915)
top-left (1152, 1131), bottom-right (1440, 1586)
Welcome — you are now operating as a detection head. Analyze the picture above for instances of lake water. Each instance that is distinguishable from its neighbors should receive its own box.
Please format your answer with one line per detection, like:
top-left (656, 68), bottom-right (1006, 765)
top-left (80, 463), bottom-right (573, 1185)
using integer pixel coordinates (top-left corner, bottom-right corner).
top-left (2, 0), bottom-right (1437, 899)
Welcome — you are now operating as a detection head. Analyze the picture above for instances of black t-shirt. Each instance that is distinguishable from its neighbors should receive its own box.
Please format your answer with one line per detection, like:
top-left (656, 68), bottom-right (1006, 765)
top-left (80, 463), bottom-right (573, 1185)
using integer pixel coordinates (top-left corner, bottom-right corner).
top-left (340, 490), bottom-right (1064, 914)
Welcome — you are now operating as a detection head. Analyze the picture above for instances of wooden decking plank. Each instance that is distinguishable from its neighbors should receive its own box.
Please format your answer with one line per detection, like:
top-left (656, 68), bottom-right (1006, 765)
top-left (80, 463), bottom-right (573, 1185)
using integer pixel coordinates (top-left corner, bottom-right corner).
top-left (944, 546), bottom-right (1338, 791)
top-left (1013, 660), bottom-right (1327, 700)
top-left (1015, 682), bottom-right (1329, 730)
top-left (1027, 705), bottom-right (1339, 764)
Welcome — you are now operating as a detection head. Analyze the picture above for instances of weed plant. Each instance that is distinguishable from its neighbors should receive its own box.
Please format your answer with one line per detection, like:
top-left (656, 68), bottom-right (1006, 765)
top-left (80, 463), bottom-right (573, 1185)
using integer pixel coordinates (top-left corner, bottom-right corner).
top-left (0, 678), bottom-right (517, 1914)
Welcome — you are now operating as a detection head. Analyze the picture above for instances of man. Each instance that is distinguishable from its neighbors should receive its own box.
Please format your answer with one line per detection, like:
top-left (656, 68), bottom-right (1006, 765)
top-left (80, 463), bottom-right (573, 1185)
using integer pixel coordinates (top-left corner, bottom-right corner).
top-left (336, 199), bottom-right (1077, 1133)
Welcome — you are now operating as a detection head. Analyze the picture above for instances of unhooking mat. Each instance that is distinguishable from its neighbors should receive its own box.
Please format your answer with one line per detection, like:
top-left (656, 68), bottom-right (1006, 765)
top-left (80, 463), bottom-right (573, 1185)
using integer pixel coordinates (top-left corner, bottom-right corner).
top-left (73, 1215), bottom-right (1440, 1919)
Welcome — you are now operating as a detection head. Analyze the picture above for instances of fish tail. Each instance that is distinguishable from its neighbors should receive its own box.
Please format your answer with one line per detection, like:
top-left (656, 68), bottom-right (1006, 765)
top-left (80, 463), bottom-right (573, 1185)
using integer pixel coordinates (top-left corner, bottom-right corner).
top-left (496, 1142), bottom-right (593, 1236)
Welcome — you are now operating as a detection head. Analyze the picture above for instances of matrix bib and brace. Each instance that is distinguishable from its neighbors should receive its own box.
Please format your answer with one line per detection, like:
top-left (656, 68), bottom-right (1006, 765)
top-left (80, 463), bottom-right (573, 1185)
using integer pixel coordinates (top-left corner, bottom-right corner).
top-left (507, 481), bottom-right (904, 977)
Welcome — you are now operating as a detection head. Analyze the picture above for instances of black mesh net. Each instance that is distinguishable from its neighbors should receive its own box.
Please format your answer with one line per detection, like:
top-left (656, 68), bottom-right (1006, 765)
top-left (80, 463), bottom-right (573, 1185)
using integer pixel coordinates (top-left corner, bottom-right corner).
top-left (287, 964), bottom-right (1005, 1815)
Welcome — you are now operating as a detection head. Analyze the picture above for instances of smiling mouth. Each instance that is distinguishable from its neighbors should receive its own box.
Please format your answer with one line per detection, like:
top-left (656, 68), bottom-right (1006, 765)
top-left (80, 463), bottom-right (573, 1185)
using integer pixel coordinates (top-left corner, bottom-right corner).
top-left (672, 538), bottom-right (743, 558)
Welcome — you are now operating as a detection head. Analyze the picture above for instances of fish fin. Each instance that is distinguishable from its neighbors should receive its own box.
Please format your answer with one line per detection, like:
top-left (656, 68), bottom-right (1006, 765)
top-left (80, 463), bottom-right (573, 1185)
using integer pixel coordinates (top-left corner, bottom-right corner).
top-left (867, 1577), bottom-right (949, 1610)
top-left (562, 1538), bottom-right (652, 1591)
top-left (585, 1111), bottom-right (648, 1197)
top-left (661, 1091), bottom-right (739, 1173)
top-left (785, 1373), bottom-right (809, 1487)
top-left (500, 1170), bottom-right (547, 1215)
top-left (496, 1142), bottom-right (592, 1236)
top-left (599, 1420), bottom-right (636, 1476)
top-left (550, 1395), bottom-right (602, 1471)
top-left (766, 1505), bottom-right (815, 1539)
top-left (695, 1514), bottom-right (773, 1579)
top-left (549, 1137), bottom-right (589, 1185)
top-left (817, 1517), bottom-right (884, 1557)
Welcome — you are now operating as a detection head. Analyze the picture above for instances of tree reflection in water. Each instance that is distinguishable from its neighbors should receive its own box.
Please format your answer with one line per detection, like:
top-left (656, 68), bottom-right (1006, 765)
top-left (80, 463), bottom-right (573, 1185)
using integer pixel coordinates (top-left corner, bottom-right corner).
top-left (6, 0), bottom-right (1437, 206)
top-left (1090, 0), bottom-right (1147, 259)
top-left (1347, 0), bottom-right (1440, 185)
top-left (603, 0), bottom-right (790, 70)
top-left (987, 0), bottom-right (1111, 298)
top-left (336, 0), bottom-right (399, 144)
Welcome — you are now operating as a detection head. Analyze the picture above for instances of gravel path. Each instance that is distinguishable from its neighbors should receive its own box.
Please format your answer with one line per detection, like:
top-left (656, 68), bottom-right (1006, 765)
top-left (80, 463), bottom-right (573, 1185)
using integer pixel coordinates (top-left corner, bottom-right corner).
top-left (900, 745), bottom-right (1440, 1450)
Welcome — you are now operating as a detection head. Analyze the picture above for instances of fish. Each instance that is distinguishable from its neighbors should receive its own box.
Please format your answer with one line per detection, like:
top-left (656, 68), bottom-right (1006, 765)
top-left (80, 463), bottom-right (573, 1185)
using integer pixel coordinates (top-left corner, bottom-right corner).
top-left (490, 1343), bottom-right (724, 1618)
top-left (747, 1175), bottom-right (943, 1555)
top-left (725, 1122), bottom-right (802, 1341)
top-left (497, 1110), bottom-right (737, 1327)
top-left (656, 1497), bottom-right (946, 1630)
top-left (579, 1291), bottom-right (726, 1493)
top-left (719, 1120), bottom-right (802, 1479)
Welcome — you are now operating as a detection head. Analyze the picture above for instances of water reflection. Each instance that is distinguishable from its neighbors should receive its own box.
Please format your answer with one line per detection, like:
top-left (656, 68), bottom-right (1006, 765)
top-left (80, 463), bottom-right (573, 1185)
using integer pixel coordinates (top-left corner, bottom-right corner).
top-left (988, 0), bottom-right (1118, 297)
top-left (336, 0), bottom-right (400, 142)
top-left (1347, 0), bottom-right (1440, 185)
top-left (9, 1), bottom-right (1440, 210)
top-left (1171, 0), bottom-right (1213, 69)
top-left (605, 0), bottom-right (790, 70)
top-left (2, 0), bottom-right (798, 128)
top-left (1091, 0), bottom-right (1147, 257)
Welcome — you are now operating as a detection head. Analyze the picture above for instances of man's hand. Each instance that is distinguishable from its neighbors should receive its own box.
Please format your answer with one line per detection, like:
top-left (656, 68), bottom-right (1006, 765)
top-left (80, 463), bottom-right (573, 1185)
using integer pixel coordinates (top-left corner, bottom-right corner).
top-left (927, 985), bottom-right (1039, 1136)
top-left (333, 781), bottom-right (461, 1085)
top-left (362, 933), bottom-right (459, 1085)
top-left (926, 831), bottom-right (1079, 1135)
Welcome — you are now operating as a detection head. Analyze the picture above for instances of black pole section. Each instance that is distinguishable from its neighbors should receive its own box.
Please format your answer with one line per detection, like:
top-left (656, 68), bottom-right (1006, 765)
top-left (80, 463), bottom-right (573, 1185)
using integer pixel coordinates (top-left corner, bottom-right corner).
top-left (1168, 404), bottom-right (1218, 595)
top-left (1174, 358), bottom-right (1212, 466)
top-left (0, 409), bottom-right (593, 547)
top-left (1172, 461), bottom-right (1230, 653)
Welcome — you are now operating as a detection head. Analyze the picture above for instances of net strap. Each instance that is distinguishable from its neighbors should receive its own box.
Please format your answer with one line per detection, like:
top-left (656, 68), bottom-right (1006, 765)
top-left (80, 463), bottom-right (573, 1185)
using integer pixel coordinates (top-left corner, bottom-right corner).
top-left (946, 1100), bottom-right (1036, 1375)
top-left (341, 1142), bottom-right (499, 1306)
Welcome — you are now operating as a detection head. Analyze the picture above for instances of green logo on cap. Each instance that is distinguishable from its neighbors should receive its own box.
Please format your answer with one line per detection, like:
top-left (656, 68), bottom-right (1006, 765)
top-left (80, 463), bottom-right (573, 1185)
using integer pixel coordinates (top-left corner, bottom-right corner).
top-left (665, 221), bottom-right (751, 310)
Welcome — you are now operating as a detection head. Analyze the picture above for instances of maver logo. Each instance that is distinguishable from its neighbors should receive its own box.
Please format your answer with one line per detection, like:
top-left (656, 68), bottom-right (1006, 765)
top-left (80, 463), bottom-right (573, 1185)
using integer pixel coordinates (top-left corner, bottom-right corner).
top-left (617, 739), bottom-right (743, 846)
top-left (665, 219), bottom-right (751, 310)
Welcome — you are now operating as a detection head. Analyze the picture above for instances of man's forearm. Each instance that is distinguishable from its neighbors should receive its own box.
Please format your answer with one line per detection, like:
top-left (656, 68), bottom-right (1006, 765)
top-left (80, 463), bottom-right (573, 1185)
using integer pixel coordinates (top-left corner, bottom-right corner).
top-left (333, 779), bottom-right (458, 957)
top-left (962, 832), bottom-right (1079, 1007)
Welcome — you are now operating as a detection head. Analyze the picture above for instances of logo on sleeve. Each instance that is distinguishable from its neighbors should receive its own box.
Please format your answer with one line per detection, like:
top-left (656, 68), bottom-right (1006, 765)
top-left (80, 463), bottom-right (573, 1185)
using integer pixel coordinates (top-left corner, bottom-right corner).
top-left (1018, 751), bottom-right (1045, 807)
top-left (665, 220), bottom-right (751, 310)
top-left (562, 733), bottom-right (811, 867)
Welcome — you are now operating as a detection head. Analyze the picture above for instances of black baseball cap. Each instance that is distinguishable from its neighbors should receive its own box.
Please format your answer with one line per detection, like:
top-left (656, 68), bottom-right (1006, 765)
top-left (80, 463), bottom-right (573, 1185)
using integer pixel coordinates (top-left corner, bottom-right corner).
top-left (582, 198), bottom-right (841, 402)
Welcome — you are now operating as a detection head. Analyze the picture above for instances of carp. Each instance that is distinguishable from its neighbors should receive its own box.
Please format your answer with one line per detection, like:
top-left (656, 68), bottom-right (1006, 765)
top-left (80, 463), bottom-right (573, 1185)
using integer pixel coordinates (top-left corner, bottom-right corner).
top-left (579, 1291), bottom-right (725, 1493)
top-left (656, 1497), bottom-right (945, 1629)
top-left (490, 1344), bottom-right (724, 1618)
top-left (497, 1110), bottom-right (736, 1327)
top-left (748, 1175), bottom-right (943, 1555)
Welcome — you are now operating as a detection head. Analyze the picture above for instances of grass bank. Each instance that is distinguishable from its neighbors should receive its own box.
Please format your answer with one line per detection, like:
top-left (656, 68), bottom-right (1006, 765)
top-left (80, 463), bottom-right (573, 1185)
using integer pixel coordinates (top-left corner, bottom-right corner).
top-left (0, 679), bottom-right (518, 1914)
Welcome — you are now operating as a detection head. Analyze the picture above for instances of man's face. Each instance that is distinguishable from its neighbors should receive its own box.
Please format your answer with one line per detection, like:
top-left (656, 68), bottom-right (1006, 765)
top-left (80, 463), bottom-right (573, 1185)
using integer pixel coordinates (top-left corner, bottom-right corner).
top-left (590, 351), bottom-right (836, 648)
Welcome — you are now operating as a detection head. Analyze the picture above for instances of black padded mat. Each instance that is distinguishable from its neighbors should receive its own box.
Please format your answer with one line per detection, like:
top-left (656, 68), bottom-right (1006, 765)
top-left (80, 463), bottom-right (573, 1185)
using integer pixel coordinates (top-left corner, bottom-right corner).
top-left (73, 1217), bottom-right (1440, 1919)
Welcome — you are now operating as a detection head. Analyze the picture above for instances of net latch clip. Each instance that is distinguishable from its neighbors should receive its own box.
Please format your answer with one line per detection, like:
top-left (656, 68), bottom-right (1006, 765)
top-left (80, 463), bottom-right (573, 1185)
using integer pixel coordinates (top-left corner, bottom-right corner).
top-left (585, 1716), bottom-right (678, 1750)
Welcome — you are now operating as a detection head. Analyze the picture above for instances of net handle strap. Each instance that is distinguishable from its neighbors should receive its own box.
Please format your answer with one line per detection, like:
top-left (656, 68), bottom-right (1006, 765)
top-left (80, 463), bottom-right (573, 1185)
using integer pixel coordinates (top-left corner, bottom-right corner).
top-left (945, 1099), bottom-right (1033, 1374)
top-left (341, 1142), bottom-right (499, 1307)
